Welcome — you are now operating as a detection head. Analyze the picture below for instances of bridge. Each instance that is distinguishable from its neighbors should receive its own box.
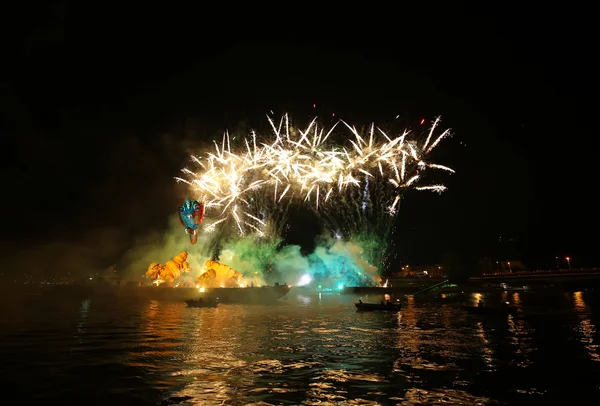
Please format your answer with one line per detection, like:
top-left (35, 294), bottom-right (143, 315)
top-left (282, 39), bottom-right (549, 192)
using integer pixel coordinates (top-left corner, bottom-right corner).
top-left (471, 268), bottom-right (600, 283)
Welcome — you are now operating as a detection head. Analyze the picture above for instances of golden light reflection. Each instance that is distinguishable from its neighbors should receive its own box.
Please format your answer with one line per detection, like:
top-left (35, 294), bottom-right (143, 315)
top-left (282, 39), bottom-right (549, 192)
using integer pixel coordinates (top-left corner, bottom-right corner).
top-left (475, 321), bottom-right (494, 370)
top-left (506, 315), bottom-right (534, 368)
top-left (170, 305), bottom-right (275, 404)
top-left (145, 300), bottom-right (160, 319)
top-left (138, 301), bottom-right (185, 345)
top-left (123, 301), bottom-right (191, 385)
top-left (472, 293), bottom-right (482, 306)
top-left (512, 292), bottom-right (521, 306)
top-left (183, 304), bottom-right (244, 357)
top-left (128, 301), bottom-right (255, 404)
top-left (573, 291), bottom-right (599, 362)
top-left (573, 291), bottom-right (586, 311)
top-left (306, 369), bottom-right (385, 403)
top-left (393, 293), bottom-right (418, 351)
top-left (401, 388), bottom-right (491, 404)
top-left (440, 305), bottom-right (451, 328)
top-left (391, 292), bottom-right (433, 381)
top-left (401, 295), bottom-right (417, 330)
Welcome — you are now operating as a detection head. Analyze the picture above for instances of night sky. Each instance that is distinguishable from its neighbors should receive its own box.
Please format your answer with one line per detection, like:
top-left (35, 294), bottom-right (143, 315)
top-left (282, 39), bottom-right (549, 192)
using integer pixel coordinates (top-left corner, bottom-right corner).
top-left (2, 3), bottom-right (598, 275)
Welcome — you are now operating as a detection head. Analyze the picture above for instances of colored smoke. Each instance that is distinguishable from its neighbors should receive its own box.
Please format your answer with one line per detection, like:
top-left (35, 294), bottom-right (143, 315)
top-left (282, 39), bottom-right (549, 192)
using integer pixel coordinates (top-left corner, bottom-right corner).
top-left (120, 214), bottom-right (382, 288)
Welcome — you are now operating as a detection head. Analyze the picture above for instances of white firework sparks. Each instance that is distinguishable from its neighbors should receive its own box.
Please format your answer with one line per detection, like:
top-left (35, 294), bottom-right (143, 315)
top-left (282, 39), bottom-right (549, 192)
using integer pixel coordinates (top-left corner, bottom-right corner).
top-left (176, 114), bottom-right (454, 235)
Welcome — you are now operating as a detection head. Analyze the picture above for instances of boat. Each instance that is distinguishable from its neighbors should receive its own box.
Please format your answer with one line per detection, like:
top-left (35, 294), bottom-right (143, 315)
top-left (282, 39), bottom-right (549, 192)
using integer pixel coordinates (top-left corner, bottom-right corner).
top-left (185, 299), bottom-right (218, 308)
top-left (355, 301), bottom-right (402, 312)
top-left (463, 305), bottom-right (518, 316)
top-left (484, 283), bottom-right (529, 292)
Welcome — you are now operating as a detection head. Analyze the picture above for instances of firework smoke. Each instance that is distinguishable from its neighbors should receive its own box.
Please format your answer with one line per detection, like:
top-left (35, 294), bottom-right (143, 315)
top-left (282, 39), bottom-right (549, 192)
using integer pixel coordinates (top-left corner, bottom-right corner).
top-left (164, 113), bottom-right (454, 286)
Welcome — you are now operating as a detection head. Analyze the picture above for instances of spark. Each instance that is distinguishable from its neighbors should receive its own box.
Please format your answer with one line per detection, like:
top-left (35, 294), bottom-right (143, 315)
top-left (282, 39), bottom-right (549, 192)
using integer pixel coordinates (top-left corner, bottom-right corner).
top-left (177, 115), bottom-right (454, 235)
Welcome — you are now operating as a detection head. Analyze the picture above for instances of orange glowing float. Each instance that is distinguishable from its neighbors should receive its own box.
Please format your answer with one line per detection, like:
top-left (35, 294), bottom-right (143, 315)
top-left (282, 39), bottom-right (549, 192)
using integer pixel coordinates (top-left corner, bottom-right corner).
top-left (145, 251), bottom-right (191, 286)
top-left (195, 259), bottom-right (242, 288)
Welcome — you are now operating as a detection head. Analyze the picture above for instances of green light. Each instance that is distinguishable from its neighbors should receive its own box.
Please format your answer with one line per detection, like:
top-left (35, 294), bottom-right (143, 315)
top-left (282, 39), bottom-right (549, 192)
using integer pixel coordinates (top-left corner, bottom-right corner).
top-left (338, 284), bottom-right (343, 290)
top-left (318, 285), bottom-right (322, 289)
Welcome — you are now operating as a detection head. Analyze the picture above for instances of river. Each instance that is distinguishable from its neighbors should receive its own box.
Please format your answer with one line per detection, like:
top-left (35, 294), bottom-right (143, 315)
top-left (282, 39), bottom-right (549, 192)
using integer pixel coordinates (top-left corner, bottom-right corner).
top-left (1, 287), bottom-right (599, 404)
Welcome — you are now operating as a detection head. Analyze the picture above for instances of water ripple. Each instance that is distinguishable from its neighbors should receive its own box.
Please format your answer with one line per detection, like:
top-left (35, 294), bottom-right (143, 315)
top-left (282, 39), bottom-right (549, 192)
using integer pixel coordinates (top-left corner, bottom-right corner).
top-left (1, 289), bottom-right (600, 404)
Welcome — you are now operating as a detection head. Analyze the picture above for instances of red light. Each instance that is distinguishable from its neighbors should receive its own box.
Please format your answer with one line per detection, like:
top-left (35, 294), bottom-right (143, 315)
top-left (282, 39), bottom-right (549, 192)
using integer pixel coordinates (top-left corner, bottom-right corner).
top-left (313, 104), bottom-right (316, 108)
top-left (332, 113), bottom-right (335, 117)
top-left (420, 118), bottom-right (425, 125)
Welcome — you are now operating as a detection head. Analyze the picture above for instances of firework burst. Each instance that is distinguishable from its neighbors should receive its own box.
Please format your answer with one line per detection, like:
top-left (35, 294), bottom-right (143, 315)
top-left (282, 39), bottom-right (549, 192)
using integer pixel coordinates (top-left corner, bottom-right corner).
top-left (176, 113), bottom-right (454, 243)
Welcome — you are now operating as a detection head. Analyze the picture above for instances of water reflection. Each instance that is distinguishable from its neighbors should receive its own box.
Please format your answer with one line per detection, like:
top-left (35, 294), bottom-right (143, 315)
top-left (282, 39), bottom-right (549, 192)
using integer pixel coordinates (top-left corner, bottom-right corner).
top-left (513, 292), bottom-right (521, 306)
top-left (170, 303), bottom-right (335, 404)
top-left (475, 320), bottom-right (495, 370)
top-left (393, 296), bottom-right (473, 390)
top-left (573, 291), bottom-right (599, 362)
top-left (129, 300), bottom-right (187, 374)
top-left (3, 290), bottom-right (600, 403)
top-left (506, 314), bottom-right (535, 367)
top-left (393, 295), bottom-right (421, 377)
top-left (171, 305), bottom-right (246, 404)
top-left (396, 388), bottom-right (491, 405)
top-left (77, 299), bottom-right (90, 334)
top-left (71, 299), bottom-right (90, 350)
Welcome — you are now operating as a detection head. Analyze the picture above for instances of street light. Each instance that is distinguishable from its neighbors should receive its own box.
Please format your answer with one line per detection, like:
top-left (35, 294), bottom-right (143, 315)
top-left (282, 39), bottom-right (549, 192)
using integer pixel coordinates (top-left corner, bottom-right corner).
top-left (507, 261), bottom-right (512, 273)
top-left (566, 257), bottom-right (571, 271)
top-left (555, 256), bottom-right (559, 270)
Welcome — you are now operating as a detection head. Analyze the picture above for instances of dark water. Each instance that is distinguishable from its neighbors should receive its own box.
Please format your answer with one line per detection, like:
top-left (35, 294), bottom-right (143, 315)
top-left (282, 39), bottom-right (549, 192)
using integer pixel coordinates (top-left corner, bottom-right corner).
top-left (1, 288), bottom-right (600, 405)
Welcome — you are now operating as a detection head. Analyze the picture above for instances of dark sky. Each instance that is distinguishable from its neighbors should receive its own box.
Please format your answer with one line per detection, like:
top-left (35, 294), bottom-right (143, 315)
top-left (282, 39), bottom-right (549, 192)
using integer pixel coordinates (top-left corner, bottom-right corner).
top-left (2, 2), bottom-right (598, 271)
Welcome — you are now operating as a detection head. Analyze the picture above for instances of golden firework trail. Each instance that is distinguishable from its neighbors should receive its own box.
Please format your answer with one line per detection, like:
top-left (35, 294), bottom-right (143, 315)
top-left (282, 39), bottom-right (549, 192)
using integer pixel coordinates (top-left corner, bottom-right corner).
top-left (175, 114), bottom-right (454, 235)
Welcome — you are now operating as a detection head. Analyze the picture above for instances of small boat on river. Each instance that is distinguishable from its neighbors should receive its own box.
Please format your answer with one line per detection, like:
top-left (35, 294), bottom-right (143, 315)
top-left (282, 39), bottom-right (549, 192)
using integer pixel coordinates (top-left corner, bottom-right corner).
top-left (463, 304), bottom-right (518, 316)
top-left (185, 299), bottom-right (219, 308)
top-left (355, 300), bottom-right (402, 312)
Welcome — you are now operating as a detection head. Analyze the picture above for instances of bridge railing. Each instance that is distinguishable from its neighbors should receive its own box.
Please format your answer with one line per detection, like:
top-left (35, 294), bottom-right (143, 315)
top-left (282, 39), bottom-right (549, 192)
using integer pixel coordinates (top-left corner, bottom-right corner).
top-left (480, 268), bottom-right (600, 277)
